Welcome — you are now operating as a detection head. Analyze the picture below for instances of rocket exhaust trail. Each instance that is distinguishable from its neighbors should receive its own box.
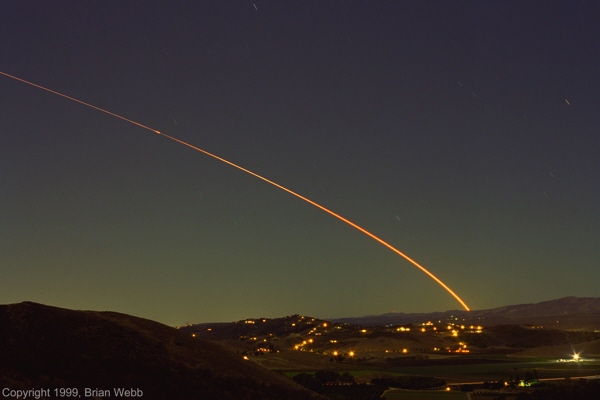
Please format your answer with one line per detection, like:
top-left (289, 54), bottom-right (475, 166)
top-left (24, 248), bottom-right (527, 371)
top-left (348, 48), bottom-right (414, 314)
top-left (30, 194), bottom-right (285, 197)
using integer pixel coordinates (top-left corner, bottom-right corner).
top-left (1, 71), bottom-right (470, 311)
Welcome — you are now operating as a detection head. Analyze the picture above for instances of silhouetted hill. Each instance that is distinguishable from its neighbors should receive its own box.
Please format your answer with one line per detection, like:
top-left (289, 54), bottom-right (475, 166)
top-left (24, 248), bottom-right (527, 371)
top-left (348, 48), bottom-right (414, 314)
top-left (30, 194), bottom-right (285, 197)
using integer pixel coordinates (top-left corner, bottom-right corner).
top-left (330, 297), bottom-right (600, 329)
top-left (182, 314), bottom-right (330, 340)
top-left (0, 302), bottom-right (325, 400)
top-left (181, 311), bottom-right (600, 364)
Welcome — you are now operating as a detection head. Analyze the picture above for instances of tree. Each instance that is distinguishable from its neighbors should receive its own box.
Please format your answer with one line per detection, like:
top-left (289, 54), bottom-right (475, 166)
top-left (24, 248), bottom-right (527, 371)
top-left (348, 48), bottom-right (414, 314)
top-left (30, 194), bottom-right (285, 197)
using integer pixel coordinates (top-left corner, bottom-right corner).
top-left (341, 372), bottom-right (355, 384)
top-left (524, 371), bottom-right (534, 386)
top-left (292, 373), bottom-right (318, 390)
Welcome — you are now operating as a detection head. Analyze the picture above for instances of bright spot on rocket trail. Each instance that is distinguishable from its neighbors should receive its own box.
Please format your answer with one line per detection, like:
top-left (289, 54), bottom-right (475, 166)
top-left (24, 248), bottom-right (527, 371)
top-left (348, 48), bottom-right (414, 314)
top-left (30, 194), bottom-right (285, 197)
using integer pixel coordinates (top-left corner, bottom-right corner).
top-left (0, 71), bottom-right (471, 312)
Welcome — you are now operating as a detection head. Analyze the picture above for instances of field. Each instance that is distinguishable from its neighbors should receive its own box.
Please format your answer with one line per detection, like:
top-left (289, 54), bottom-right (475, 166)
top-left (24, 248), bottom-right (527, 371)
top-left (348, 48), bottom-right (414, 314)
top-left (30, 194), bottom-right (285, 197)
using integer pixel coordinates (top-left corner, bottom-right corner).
top-left (382, 390), bottom-right (467, 400)
top-left (280, 357), bottom-right (600, 400)
top-left (382, 357), bottom-right (600, 382)
top-left (280, 354), bottom-right (600, 384)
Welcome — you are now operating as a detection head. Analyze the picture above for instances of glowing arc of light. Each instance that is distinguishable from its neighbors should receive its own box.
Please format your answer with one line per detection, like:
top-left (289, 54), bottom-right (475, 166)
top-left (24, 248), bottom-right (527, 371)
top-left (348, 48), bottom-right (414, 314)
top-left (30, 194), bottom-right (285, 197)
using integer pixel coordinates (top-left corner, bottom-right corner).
top-left (0, 71), bottom-right (470, 311)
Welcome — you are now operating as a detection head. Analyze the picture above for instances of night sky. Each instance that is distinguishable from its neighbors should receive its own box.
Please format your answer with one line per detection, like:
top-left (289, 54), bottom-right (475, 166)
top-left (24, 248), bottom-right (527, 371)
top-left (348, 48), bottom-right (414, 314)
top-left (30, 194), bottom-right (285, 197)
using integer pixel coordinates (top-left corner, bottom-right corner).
top-left (1, 1), bottom-right (598, 326)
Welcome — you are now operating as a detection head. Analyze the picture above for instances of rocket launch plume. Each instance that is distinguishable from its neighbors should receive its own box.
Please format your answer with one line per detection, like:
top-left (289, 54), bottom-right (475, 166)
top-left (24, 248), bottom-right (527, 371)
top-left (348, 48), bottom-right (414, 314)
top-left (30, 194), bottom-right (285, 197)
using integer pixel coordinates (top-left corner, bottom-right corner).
top-left (1, 71), bottom-right (470, 311)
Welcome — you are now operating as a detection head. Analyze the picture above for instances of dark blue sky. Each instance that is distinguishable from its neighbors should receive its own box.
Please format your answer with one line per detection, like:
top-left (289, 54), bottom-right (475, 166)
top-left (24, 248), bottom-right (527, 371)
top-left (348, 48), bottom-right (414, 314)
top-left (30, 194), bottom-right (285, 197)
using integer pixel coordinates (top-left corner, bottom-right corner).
top-left (1, 1), bottom-right (598, 325)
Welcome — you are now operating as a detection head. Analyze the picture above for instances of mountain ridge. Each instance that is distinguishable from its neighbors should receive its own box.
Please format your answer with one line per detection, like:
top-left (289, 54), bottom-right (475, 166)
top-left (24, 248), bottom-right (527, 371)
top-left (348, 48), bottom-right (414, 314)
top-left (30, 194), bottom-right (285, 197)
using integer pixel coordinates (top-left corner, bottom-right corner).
top-left (329, 296), bottom-right (600, 329)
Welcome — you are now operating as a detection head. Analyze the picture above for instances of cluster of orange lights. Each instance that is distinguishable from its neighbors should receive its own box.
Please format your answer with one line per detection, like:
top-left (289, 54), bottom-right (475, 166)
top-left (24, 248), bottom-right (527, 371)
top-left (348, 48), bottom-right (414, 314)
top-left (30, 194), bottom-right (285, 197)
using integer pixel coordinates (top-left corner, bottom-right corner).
top-left (385, 349), bottom-right (408, 353)
top-left (306, 322), bottom-right (329, 336)
top-left (451, 343), bottom-right (470, 353)
top-left (293, 338), bottom-right (314, 351)
top-left (331, 351), bottom-right (355, 357)
top-left (452, 348), bottom-right (470, 353)
top-left (415, 322), bottom-right (482, 334)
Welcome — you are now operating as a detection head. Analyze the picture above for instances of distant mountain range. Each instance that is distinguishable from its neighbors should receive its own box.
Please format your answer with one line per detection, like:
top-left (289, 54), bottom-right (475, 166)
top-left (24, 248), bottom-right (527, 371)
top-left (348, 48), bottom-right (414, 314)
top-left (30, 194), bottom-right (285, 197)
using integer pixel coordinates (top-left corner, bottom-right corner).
top-left (330, 297), bottom-right (600, 330)
top-left (0, 302), bottom-right (324, 400)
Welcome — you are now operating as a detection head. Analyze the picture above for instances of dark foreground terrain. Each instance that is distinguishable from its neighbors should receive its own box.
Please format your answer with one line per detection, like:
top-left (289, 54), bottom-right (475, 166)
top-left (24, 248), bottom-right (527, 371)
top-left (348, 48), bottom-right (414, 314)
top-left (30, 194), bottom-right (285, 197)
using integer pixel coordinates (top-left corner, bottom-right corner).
top-left (3, 299), bottom-right (600, 400)
top-left (0, 302), bottom-right (325, 400)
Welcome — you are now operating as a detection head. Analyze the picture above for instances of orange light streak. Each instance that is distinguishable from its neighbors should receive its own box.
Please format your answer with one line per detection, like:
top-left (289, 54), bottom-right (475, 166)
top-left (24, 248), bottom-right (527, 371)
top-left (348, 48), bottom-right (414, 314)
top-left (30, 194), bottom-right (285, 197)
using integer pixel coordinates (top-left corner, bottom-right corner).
top-left (0, 72), bottom-right (160, 134)
top-left (1, 71), bottom-right (470, 311)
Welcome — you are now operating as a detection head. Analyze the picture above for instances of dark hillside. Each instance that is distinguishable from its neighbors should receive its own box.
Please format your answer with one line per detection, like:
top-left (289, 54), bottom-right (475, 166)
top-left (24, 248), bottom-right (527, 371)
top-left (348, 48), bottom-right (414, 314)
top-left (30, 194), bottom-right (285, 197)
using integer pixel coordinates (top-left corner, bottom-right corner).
top-left (0, 302), bottom-right (324, 400)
